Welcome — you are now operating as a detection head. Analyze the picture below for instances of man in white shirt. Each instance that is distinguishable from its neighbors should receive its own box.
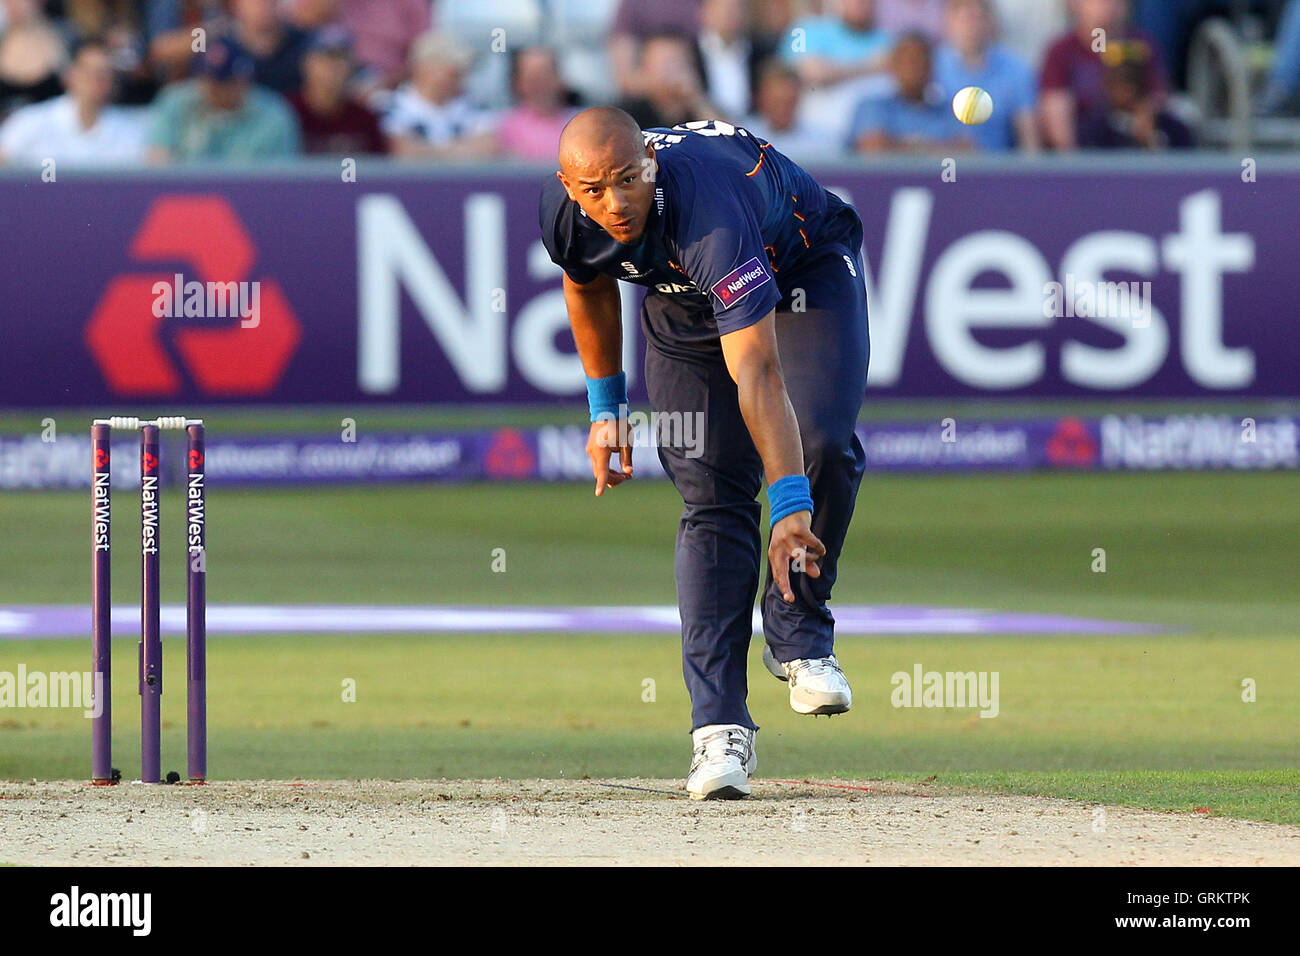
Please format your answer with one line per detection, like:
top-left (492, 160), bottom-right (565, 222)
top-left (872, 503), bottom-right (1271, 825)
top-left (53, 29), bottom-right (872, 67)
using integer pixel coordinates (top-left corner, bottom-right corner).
top-left (696, 0), bottom-right (772, 119)
top-left (383, 32), bottom-right (497, 160)
top-left (744, 60), bottom-right (845, 164)
top-left (0, 39), bottom-right (145, 166)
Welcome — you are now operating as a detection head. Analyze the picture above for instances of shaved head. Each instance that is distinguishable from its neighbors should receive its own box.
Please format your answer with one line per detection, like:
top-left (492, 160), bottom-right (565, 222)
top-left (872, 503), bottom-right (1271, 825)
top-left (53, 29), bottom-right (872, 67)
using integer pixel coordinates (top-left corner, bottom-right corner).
top-left (559, 107), bottom-right (645, 169)
top-left (557, 107), bottom-right (657, 244)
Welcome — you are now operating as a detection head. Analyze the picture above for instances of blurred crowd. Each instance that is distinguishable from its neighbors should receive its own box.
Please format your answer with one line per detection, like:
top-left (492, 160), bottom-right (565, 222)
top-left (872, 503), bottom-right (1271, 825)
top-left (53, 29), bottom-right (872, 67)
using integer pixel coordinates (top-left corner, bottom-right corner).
top-left (0, 0), bottom-right (1293, 166)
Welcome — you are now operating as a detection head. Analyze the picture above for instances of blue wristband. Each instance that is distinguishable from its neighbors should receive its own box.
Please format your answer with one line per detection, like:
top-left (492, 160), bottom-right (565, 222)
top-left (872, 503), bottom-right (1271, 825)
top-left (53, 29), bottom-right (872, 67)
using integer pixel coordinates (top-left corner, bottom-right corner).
top-left (586, 371), bottom-right (628, 422)
top-left (767, 474), bottom-right (814, 527)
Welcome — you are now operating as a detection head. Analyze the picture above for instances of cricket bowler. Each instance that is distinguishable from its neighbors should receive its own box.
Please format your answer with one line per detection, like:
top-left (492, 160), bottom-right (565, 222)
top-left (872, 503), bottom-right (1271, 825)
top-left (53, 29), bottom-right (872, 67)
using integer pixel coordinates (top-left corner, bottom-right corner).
top-left (540, 108), bottom-right (870, 799)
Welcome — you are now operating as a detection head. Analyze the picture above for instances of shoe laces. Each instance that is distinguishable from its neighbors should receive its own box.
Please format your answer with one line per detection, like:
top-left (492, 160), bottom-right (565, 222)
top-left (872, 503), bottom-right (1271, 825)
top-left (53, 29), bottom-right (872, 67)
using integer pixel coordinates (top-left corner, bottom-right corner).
top-left (788, 656), bottom-right (842, 686)
top-left (692, 727), bottom-right (749, 769)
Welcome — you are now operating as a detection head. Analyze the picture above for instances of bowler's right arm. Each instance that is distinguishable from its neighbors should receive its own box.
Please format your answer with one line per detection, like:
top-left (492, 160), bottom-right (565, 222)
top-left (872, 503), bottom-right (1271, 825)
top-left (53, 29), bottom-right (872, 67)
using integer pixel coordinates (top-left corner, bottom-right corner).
top-left (562, 272), bottom-right (634, 496)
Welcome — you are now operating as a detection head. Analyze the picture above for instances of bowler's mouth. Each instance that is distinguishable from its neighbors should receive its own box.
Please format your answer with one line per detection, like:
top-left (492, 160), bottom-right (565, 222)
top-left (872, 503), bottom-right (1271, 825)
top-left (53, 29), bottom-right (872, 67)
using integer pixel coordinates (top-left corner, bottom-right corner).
top-left (606, 217), bottom-right (640, 241)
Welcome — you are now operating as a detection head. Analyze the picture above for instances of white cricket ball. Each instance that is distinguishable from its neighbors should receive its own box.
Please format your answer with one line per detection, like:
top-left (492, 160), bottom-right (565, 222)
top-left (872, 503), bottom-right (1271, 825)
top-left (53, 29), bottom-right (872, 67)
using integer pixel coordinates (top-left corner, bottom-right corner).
top-left (952, 86), bottom-right (994, 125)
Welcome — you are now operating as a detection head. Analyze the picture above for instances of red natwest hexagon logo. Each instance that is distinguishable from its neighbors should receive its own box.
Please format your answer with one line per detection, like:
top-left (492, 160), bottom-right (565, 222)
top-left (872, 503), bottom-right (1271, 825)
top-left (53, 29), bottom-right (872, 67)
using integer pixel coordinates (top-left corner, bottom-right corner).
top-left (1046, 417), bottom-right (1098, 468)
top-left (484, 428), bottom-right (537, 479)
top-left (85, 196), bottom-right (301, 396)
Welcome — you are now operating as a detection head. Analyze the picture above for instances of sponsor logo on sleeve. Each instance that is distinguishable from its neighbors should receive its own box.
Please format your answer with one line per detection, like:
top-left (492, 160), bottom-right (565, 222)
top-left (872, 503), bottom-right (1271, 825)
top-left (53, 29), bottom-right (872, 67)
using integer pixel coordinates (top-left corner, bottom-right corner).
top-left (710, 257), bottom-right (772, 310)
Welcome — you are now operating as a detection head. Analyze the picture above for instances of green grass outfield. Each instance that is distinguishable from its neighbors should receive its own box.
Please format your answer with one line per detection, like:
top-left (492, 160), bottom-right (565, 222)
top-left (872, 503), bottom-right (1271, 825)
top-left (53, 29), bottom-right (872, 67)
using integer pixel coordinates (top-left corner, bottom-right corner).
top-left (1, 473), bottom-right (1297, 823)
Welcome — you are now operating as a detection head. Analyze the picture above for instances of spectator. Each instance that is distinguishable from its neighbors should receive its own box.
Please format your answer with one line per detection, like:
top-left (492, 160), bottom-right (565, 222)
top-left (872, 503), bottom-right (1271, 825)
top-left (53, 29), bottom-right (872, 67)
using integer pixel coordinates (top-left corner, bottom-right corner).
top-left (877, 0), bottom-right (947, 43)
top-left (339, 0), bottom-right (431, 94)
top-left (850, 31), bottom-right (973, 153)
top-left (1039, 0), bottom-right (1168, 150)
top-left (1260, 0), bottom-right (1300, 115)
top-left (609, 0), bottom-right (701, 96)
top-left (288, 26), bottom-right (385, 155)
top-left (754, 0), bottom-right (796, 40)
top-left (743, 58), bottom-right (843, 161)
top-left (0, 38), bottom-right (144, 164)
top-left (782, 0), bottom-right (893, 89)
top-left (497, 46), bottom-right (578, 161)
top-left (1128, 0), bottom-right (1261, 85)
top-left (285, 0), bottom-right (340, 32)
top-left (440, 1), bottom-right (549, 112)
top-left (66, 0), bottom-right (158, 105)
top-left (1078, 50), bottom-right (1193, 148)
top-left (383, 32), bottom-right (497, 160)
top-left (934, 0), bottom-right (1038, 151)
top-left (50, 2), bottom-right (155, 105)
top-left (144, 1), bottom-right (231, 84)
top-left (696, 0), bottom-right (775, 118)
top-left (617, 32), bottom-right (720, 129)
top-left (230, 0), bottom-right (313, 94)
top-left (990, 0), bottom-right (1068, 68)
top-left (0, 0), bottom-right (67, 118)
top-left (147, 36), bottom-right (301, 162)
top-left (64, 1), bottom-right (136, 40)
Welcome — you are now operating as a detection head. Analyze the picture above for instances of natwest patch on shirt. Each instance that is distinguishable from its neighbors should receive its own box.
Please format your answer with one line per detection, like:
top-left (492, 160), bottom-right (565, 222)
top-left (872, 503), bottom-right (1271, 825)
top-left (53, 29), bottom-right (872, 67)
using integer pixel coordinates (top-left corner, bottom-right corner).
top-left (711, 256), bottom-right (772, 311)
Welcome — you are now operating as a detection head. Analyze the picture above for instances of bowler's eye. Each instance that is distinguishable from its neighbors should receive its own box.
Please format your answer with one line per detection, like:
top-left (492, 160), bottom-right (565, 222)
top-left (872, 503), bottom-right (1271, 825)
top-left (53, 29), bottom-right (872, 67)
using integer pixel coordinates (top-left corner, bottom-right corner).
top-left (585, 187), bottom-right (602, 196)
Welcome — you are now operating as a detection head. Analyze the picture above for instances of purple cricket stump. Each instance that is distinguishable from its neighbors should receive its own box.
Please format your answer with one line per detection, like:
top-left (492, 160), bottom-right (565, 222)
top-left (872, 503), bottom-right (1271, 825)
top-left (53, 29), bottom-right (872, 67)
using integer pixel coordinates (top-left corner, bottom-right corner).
top-left (139, 424), bottom-right (162, 784)
top-left (186, 423), bottom-right (207, 782)
top-left (91, 423), bottom-right (113, 784)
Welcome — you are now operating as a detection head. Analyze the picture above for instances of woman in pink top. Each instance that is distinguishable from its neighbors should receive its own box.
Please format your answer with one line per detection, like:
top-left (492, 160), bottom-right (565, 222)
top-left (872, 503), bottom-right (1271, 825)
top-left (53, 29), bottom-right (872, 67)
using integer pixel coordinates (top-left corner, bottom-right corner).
top-left (498, 46), bottom-right (580, 162)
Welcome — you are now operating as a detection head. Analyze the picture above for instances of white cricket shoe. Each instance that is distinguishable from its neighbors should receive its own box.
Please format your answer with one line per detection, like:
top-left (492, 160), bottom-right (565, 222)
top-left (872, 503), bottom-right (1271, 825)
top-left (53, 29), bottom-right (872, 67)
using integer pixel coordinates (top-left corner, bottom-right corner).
top-left (762, 645), bottom-right (853, 715)
top-left (685, 724), bottom-right (757, 800)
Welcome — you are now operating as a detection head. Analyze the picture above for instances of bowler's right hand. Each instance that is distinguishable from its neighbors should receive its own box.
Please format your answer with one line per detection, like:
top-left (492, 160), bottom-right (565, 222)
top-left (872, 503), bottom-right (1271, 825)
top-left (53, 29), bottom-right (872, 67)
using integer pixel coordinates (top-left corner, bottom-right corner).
top-left (588, 417), bottom-right (634, 496)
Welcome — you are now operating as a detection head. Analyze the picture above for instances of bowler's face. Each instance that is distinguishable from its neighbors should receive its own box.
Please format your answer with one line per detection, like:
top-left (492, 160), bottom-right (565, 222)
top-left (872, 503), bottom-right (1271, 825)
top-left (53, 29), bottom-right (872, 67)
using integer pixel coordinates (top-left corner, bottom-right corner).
top-left (558, 143), bottom-right (657, 245)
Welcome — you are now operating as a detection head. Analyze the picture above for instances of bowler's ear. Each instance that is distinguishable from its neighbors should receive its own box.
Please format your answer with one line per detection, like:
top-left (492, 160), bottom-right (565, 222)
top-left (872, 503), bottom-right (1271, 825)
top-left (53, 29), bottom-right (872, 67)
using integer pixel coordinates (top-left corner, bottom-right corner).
top-left (556, 169), bottom-right (574, 201)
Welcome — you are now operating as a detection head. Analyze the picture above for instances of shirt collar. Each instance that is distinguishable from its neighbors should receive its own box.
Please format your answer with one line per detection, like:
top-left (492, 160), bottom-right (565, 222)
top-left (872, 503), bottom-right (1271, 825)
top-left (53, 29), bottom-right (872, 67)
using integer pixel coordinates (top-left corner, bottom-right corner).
top-left (52, 95), bottom-right (79, 129)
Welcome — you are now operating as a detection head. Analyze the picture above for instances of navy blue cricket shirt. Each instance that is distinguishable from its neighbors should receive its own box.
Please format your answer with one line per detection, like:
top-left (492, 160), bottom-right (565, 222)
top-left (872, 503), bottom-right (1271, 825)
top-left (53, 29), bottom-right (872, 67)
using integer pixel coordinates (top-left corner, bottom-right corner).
top-left (539, 120), bottom-right (848, 346)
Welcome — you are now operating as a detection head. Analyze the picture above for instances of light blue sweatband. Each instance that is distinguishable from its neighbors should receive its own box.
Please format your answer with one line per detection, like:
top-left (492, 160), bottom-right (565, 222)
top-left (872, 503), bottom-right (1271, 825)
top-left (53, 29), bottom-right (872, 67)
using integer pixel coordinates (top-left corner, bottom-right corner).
top-left (767, 474), bottom-right (814, 527)
top-left (586, 371), bottom-right (628, 422)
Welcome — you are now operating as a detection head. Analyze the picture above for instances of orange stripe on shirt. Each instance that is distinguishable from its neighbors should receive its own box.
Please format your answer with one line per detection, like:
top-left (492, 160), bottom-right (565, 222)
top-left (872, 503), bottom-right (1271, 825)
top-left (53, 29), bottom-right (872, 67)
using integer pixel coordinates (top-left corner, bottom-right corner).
top-left (745, 143), bottom-right (771, 177)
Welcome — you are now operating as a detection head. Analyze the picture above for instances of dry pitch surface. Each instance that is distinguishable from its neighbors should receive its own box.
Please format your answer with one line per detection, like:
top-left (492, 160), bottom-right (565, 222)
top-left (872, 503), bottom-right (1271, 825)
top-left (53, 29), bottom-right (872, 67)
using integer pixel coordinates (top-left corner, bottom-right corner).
top-left (3, 779), bottom-right (1299, 866)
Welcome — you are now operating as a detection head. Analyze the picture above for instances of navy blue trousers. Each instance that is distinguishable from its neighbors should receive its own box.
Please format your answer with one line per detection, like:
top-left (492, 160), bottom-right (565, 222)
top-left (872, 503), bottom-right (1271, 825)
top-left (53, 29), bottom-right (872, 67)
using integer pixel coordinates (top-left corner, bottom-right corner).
top-left (644, 221), bottom-right (870, 731)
